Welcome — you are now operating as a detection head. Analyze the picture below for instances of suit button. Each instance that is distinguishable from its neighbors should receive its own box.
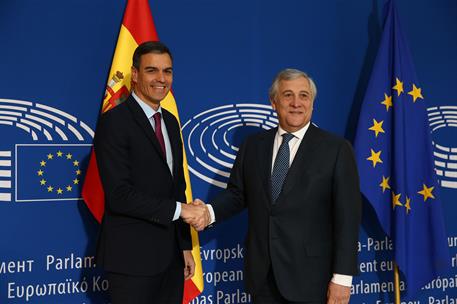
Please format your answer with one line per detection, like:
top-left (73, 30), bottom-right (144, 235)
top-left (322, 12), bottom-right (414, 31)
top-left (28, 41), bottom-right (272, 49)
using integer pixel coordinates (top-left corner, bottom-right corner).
top-left (269, 219), bottom-right (278, 239)
top-left (270, 207), bottom-right (277, 216)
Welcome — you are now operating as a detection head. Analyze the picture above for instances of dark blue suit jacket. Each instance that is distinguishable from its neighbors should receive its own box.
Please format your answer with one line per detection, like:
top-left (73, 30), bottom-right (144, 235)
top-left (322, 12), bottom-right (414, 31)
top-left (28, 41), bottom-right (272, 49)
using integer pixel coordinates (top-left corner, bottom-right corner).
top-left (94, 95), bottom-right (191, 276)
top-left (212, 124), bottom-right (362, 301)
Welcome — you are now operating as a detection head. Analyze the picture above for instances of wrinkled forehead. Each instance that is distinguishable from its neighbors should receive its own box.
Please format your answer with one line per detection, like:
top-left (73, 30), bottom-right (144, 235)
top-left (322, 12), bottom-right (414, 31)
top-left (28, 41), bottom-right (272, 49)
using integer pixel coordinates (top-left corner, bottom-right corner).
top-left (278, 77), bottom-right (311, 92)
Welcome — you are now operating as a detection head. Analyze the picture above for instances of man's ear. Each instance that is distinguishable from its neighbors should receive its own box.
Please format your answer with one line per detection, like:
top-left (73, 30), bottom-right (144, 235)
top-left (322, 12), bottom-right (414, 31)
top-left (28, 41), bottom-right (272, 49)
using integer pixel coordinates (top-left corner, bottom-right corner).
top-left (131, 66), bottom-right (138, 83)
top-left (270, 99), bottom-right (276, 111)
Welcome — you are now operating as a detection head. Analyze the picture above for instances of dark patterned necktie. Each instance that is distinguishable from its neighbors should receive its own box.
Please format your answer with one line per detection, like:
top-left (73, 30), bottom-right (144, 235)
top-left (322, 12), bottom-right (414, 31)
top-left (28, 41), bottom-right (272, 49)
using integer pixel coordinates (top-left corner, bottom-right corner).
top-left (153, 112), bottom-right (166, 156)
top-left (271, 133), bottom-right (294, 203)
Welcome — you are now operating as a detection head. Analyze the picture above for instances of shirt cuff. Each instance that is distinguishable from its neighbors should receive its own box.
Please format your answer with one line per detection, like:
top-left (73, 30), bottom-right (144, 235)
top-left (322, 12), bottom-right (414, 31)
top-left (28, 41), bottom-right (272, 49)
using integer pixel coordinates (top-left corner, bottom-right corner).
top-left (206, 204), bottom-right (216, 224)
top-left (173, 202), bottom-right (181, 221)
top-left (331, 274), bottom-right (352, 287)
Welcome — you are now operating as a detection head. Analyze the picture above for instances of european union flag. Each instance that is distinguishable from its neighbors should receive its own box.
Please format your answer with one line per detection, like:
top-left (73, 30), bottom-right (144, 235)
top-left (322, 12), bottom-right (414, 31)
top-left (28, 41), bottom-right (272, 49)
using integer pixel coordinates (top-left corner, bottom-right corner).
top-left (354, 0), bottom-right (450, 296)
top-left (16, 144), bottom-right (91, 202)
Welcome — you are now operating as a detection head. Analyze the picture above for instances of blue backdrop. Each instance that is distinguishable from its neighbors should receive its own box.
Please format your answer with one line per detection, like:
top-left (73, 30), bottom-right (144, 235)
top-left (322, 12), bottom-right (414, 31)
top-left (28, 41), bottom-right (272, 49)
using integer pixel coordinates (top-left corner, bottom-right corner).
top-left (0, 0), bottom-right (456, 303)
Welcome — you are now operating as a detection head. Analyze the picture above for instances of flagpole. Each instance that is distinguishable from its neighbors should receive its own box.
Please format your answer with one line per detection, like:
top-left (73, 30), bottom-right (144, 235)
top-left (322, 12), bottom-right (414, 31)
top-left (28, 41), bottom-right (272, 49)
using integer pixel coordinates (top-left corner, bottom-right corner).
top-left (394, 262), bottom-right (400, 304)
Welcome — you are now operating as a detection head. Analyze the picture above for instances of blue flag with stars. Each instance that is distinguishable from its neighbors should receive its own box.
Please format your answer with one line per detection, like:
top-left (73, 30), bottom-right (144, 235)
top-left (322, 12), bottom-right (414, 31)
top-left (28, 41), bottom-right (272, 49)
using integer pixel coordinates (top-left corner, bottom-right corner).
top-left (354, 0), bottom-right (450, 295)
top-left (15, 145), bottom-right (91, 202)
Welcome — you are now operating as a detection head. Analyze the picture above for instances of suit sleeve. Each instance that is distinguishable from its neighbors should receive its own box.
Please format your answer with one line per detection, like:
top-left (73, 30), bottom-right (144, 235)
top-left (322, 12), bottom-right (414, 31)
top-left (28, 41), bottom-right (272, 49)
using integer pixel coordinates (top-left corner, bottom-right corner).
top-left (212, 139), bottom-right (249, 222)
top-left (174, 127), bottom-right (192, 250)
top-left (331, 140), bottom-right (362, 275)
top-left (94, 112), bottom-right (176, 226)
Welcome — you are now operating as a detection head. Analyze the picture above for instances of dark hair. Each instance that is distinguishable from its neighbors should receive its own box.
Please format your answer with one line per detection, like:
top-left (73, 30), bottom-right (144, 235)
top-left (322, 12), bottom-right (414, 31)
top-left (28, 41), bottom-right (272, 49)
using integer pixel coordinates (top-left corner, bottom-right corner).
top-left (132, 41), bottom-right (173, 69)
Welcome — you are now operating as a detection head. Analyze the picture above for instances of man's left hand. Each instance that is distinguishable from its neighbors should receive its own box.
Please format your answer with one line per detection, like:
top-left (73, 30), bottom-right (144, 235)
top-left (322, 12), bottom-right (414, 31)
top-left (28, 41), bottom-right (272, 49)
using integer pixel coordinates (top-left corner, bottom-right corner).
top-left (183, 250), bottom-right (195, 280)
top-left (327, 281), bottom-right (350, 304)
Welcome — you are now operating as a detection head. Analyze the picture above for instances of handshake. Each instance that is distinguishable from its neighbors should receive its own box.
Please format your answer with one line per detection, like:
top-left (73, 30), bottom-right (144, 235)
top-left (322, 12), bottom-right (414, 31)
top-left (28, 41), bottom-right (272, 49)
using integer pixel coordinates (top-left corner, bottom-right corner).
top-left (180, 199), bottom-right (211, 231)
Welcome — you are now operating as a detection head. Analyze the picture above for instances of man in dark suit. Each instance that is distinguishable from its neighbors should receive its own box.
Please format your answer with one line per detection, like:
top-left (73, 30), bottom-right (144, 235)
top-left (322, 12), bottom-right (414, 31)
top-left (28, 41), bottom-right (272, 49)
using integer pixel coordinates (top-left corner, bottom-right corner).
top-left (190, 69), bottom-right (361, 303)
top-left (94, 41), bottom-right (207, 304)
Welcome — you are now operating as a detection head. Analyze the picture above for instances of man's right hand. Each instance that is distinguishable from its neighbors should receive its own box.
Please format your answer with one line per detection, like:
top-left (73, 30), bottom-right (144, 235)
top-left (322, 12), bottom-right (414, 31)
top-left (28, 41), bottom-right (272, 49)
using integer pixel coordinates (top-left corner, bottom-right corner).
top-left (180, 199), bottom-right (210, 231)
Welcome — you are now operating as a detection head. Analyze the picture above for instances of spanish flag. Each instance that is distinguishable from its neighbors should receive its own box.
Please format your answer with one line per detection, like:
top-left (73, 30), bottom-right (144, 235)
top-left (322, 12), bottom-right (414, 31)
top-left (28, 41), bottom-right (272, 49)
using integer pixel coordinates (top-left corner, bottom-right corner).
top-left (81, 0), bottom-right (204, 302)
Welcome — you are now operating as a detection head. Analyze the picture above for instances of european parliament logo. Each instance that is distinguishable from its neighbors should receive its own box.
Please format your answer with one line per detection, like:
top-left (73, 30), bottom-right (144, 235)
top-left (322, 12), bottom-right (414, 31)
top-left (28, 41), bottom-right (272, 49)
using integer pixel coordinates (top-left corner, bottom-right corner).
top-left (182, 103), bottom-right (278, 188)
top-left (0, 99), bottom-right (93, 202)
top-left (427, 105), bottom-right (457, 189)
top-left (181, 102), bottom-right (457, 191)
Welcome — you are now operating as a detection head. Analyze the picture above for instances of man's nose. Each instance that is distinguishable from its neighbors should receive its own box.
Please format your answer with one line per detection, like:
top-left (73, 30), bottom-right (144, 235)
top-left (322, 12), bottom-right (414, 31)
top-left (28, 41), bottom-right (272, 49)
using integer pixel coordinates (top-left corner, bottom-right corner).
top-left (290, 95), bottom-right (299, 107)
top-left (156, 71), bottom-right (165, 82)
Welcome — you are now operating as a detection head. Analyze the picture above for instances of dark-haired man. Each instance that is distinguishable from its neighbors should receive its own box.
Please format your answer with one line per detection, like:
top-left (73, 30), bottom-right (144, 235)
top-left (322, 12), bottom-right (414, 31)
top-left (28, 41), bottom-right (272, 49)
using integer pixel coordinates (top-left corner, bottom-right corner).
top-left (94, 41), bottom-right (207, 303)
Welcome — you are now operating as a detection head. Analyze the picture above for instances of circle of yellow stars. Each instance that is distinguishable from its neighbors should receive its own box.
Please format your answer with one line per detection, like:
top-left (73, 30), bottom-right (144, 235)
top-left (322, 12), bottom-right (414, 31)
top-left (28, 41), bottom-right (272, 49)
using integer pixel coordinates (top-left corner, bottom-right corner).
top-left (365, 77), bottom-right (432, 215)
top-left (37, 150), bottom-right (82, 195)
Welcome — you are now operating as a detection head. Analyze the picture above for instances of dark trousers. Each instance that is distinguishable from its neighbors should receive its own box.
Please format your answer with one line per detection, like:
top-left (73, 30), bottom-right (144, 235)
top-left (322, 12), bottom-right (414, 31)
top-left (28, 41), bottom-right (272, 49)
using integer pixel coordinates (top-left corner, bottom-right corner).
top-left (107, 247), bottom-right (184, 304)
top-left (253, 268), bottom-right (324, 304)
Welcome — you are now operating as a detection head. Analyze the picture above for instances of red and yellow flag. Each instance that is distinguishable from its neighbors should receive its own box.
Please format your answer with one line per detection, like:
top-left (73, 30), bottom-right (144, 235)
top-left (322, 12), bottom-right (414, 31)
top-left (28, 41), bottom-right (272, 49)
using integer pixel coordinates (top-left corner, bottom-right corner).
top-left (82, 0), bottom-right (204, 302)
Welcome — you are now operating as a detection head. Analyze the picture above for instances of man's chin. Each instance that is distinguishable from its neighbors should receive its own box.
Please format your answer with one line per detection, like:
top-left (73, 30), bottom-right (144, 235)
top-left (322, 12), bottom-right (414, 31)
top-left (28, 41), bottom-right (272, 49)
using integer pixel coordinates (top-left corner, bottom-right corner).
top-left (150, 93), bottom-right (169, 103)
top-left (285, 121), bottom-right (307, 129)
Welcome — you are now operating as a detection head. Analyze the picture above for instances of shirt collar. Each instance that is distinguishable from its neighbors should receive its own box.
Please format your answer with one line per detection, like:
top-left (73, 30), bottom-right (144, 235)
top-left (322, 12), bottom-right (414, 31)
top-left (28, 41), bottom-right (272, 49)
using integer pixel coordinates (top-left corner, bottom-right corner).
top-left (132, 91), bottom-right (162, 120)
top-left (277, 121), bottom-right (311, 140)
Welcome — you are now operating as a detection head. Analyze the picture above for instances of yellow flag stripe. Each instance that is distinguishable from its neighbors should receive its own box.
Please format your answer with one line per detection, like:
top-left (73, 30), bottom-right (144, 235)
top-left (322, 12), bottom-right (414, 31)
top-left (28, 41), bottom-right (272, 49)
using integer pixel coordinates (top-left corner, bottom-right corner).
top-left (163, 93), bottom-right (204, 291)
top-left (102, 25), bottom-right (137, 111)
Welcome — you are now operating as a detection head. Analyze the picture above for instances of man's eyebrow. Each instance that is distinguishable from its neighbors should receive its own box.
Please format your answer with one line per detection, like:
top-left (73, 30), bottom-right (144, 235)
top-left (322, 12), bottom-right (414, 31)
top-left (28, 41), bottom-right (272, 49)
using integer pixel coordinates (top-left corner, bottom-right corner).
top-left (143, 66), bottom-right (173, 71)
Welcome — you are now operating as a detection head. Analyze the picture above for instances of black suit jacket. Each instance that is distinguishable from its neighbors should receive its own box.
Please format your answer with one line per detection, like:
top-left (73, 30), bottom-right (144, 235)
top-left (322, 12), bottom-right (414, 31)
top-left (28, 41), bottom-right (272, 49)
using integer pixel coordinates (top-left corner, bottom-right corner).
top-left (94, 95), bottom-right (191, 276)
top-left (212, 124), bottom-right (362, 301)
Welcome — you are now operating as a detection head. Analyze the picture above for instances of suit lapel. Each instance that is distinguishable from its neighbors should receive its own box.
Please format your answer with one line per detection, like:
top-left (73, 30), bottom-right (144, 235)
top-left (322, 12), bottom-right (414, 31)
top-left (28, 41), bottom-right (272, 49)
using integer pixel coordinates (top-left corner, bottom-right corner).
top-left (258, 128), bottom-right (276, 207)
top-left (280, 124), bottom-right (320, 197)
top-left (126, 97), bottom-right (168, 165)
top-left (162, 109), bottom-right (180, 178)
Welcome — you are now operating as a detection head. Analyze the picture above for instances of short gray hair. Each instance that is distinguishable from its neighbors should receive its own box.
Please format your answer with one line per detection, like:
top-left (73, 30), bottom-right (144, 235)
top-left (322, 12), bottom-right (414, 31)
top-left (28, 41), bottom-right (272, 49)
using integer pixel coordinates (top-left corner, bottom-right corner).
top-left (268, 68), bottom-right (317, 102)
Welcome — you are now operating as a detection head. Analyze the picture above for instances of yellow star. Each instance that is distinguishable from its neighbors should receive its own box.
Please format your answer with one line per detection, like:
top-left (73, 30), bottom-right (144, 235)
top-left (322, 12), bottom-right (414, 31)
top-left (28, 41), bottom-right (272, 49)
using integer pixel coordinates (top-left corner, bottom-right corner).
top-left (405, 196), bottom-right (411, 214)
top-left (392, 78), bottom-right (404, 96)
top-left (40, 179), bottom-right (46, 186)
top-left (37, 169), bottom-right (44, 176)
top-left (47, 186), bottom-right (54, 192)
top-left (73, 160), bottom-right (79, 166)
top-left (418, 184), bottom-right (435, 202)
top-left (381, 93), bottom-right (393, 112)
top-left (66, 185), bottom-right (73, 192)
top-left (66, 153), bottom-right (72, 160)
top-left (57, 151), bottom-right (63, 157)
top-left (367, 149), bottom-right (383, 168)
top-left (369, 119), bottom-right (385, 138)
top-left (379, 176), bottom-right (391, 193)
top-left (73, 178), bottom-right (79, 185)
top-left (408, 84), bottom-right (424, 102)
top-left (57, 188), bottom-right (63, 195)
top-left (47, 153), bottom-right (54, 160)
top-left (40, 160), bottom-right (46, 167)
top-left (76, 169), bottom-right (81, 175)
top-left (392, 191), bottom-right (403, 209)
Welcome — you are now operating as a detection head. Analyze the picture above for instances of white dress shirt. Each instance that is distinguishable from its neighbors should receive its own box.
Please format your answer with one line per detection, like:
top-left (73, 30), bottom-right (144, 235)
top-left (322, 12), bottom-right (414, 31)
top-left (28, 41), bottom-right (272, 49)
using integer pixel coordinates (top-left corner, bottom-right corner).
top-left (271, 123), bottom-right (309, 171)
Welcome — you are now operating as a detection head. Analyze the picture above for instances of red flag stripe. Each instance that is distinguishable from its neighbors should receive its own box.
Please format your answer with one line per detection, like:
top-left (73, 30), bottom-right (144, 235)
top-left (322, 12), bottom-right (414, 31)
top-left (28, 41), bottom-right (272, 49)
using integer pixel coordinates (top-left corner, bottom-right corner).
top-left (123, 0), bottom-right (158, 43)
top-left (82, 150), bottom-right (104, 222)
top-left (183, 280), bottom-right (202, 304)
